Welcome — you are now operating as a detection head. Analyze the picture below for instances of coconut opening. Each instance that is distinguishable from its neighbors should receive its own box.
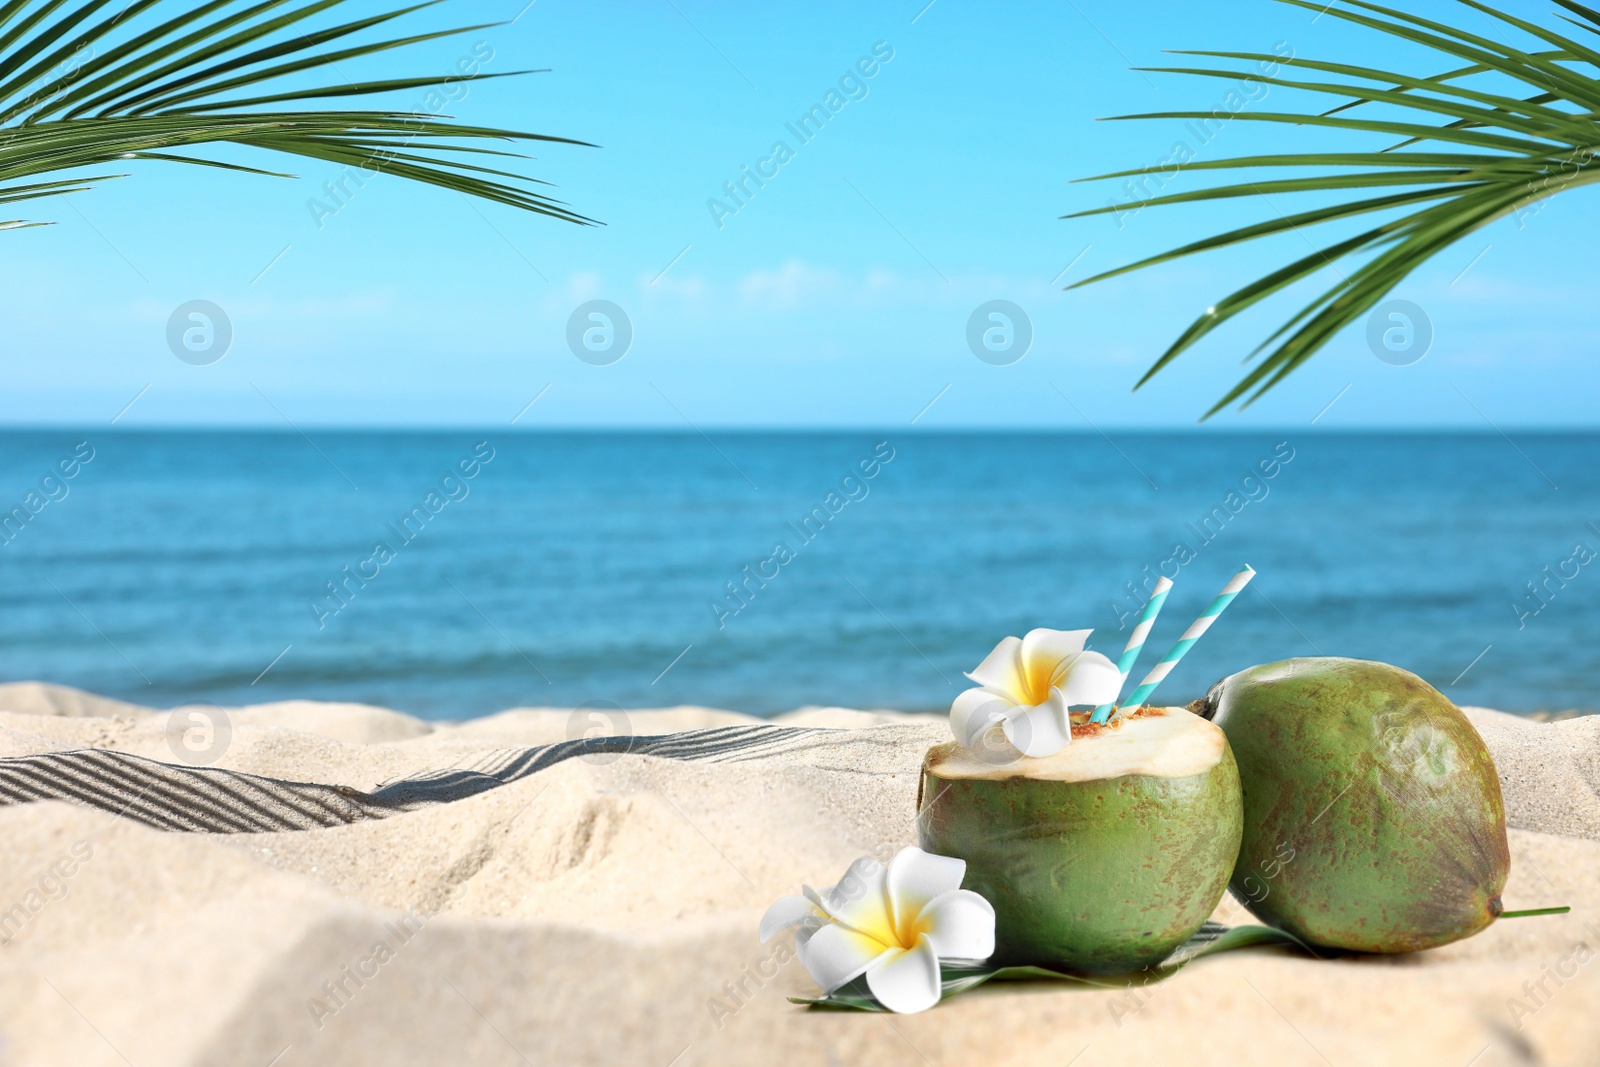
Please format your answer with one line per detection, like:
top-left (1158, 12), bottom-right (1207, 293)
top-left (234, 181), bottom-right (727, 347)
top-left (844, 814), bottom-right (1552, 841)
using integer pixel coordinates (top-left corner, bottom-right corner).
top-left (927, 706), bottom-right (1227, 782)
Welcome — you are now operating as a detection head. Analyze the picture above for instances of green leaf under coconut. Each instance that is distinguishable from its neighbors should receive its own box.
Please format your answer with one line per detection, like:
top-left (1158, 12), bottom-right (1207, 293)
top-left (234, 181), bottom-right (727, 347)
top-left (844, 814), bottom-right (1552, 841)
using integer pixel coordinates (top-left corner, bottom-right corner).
top-left (0, 0), bottom-right (595, 228)
top-left (791, 921), bottom-right (1317, 1012)
top-left (1500, 906), bottom-right (1572, 918)
top-left (1068, 0), bottom-right (1600, 418)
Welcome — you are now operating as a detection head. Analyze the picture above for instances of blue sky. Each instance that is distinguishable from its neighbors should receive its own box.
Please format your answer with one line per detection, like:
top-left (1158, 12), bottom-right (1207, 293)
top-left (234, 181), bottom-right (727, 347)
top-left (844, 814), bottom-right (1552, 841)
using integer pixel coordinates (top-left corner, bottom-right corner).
top-left (2, 0), bottom-right (1596, 428)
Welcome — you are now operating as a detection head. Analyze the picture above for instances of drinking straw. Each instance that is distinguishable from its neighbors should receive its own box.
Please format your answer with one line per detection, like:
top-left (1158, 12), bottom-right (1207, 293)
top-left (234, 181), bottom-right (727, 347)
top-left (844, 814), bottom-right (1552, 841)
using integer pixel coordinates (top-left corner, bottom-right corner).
top-left (1117, 565), bottom-right (1256, 713)
top-left (1090, 576), bottom-right (1173, 724)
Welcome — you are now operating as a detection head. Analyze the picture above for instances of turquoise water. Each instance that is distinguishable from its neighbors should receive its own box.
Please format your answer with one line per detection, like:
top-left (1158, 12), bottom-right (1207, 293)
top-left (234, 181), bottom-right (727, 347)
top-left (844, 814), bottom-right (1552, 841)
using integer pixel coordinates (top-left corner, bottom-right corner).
top-left (1, 430), bottom-right (1594, 718)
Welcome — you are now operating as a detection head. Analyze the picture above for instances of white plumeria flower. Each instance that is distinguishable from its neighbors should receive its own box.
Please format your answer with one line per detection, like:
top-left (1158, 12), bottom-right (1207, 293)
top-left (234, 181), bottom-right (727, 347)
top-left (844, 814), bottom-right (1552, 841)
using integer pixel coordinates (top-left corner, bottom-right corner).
top-left (759, 846), bottom-right (995, 1014)
top-left (949, 627), bottom-right (1122, 758)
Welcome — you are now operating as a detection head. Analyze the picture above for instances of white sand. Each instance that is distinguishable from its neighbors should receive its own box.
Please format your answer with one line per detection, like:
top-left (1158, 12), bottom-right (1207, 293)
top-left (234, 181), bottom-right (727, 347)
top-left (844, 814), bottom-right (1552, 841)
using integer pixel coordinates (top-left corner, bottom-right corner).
top-left (0, 683), bottom-right (1595, 1066)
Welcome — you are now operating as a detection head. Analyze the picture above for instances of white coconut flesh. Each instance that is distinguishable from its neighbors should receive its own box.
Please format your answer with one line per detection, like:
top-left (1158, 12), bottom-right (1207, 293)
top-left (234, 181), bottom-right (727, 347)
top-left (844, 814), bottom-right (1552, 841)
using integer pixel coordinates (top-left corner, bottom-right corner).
top-left (929, 707), bottom-right (1227, 783)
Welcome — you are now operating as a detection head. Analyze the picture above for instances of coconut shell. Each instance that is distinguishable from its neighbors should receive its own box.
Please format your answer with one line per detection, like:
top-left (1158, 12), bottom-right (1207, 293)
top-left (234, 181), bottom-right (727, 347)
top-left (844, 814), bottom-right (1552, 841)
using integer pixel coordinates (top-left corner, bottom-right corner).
top-left (1200, 657), bottom-right (1510, 953)
top-left (917, 707), bottom-right (1242, 975)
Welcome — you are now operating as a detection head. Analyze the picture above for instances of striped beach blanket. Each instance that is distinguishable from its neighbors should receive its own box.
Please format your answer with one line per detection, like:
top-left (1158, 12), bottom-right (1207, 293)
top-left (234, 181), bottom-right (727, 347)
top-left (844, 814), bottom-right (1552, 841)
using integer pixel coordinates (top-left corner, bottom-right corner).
top-left (0, 725), bottom-right (830, 833)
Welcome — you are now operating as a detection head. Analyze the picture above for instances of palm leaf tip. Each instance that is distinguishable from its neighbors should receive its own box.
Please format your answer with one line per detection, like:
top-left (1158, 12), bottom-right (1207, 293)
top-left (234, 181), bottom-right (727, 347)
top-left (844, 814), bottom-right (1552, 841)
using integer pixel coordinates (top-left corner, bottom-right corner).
top-left (1067, 0), bottom-right (1600, 418)
top-left (0, 0), bottom-right (596, 227)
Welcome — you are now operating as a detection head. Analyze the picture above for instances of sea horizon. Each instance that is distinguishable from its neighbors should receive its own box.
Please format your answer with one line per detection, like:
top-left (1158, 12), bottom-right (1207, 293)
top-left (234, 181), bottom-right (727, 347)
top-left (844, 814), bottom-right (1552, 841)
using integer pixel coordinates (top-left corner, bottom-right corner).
top-left (4, 426), bottom-right (1599, 435)
top-left (3, 429), bottom-right (1593, 719)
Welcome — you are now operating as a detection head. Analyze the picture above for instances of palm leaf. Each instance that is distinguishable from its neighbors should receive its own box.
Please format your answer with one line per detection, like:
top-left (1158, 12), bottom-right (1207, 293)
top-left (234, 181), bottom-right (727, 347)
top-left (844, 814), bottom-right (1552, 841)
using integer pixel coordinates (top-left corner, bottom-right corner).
top-left (793, 922), bottom-right (1318, 1012)
top-left (1069, 0), bottom-right (1600, 417)
top-left (0, 0), bottom-right (595, 228)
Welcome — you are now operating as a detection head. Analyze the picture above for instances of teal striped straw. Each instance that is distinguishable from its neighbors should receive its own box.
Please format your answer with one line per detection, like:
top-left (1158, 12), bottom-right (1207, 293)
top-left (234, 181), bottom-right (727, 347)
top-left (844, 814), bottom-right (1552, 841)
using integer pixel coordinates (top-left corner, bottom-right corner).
top-left (1090, 575), bottom-right (1173, 724)
top-left (1117, 565), bottom-right (1256, 713)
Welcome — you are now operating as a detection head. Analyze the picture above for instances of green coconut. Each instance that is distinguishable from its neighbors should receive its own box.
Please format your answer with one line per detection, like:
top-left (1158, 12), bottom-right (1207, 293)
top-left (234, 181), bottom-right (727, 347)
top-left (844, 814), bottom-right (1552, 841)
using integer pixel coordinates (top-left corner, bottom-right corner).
top-left (1198, 657), bottom-right (1510, 953)
top-left (917, 706), bottom-right (1242, 975)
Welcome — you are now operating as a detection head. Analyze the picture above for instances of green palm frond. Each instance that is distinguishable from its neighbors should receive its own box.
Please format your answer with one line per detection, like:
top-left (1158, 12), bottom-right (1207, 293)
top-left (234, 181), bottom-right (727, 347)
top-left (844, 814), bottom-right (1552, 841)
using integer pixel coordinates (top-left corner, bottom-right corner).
top-left (0, 0), bottom-right (595, 230)
top-left (1068, 0), bottom-right (1600, 418)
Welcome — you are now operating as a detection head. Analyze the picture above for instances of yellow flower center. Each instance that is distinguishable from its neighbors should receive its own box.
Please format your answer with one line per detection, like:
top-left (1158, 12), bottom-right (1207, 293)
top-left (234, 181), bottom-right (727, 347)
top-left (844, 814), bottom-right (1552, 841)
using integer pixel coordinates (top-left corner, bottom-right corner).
top-left (1018, 654), bottom-right (1071, 707)
top-left (854, 904), bottom-right (931, 952)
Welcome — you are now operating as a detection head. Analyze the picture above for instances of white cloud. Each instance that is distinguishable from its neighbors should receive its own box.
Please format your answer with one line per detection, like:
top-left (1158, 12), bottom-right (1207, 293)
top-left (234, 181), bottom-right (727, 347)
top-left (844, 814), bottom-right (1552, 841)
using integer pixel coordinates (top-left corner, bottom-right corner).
top-left (736, 260), bottom-right (843, 310)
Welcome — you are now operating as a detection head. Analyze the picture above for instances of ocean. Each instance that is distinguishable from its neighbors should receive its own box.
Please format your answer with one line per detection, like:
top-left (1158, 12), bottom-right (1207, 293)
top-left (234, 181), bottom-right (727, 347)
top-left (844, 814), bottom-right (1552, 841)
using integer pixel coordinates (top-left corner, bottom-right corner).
top-left (1, 430), bottom-right (1595, 719)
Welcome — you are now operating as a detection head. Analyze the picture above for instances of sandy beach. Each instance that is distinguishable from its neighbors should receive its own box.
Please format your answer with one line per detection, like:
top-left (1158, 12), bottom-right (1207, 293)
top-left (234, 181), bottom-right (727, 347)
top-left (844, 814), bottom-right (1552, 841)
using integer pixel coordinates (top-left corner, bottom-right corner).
top-left (1, 681), bottom-right (1596, 1066)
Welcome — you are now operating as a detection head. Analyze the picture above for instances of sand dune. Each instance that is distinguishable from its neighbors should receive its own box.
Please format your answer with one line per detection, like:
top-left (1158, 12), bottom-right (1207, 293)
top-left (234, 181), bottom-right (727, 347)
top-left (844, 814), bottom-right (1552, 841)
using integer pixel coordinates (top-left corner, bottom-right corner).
top-left (0, 683), bottom-right (1596, 1066)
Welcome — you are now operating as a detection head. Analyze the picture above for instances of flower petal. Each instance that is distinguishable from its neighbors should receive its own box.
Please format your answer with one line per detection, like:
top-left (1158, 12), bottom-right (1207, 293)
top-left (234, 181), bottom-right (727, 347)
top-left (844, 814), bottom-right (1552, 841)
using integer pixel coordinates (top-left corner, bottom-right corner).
top-left (1002, 688), bottom-right (1072, 757)
top-left (813, 856), bottom-right (895, 943)
top-left (963, 635), bottom-right (1025, 701)
top-left (1019, 628), bottom-right (1092, 698)
top-left (917, 889), bottom-right (996, 961)
top-left (798, 920), bottom-right (897, 993)
top-left (885, 847), bottom-right (965, 939)
top-left (949, 687), bottom-right (1016, 747)
top-left (864, 935), bottom-right (943, 1014)
top-left (1054, 649), bottom-right (1124, 707)
top-left (760, 894), bottom-right (824, 943)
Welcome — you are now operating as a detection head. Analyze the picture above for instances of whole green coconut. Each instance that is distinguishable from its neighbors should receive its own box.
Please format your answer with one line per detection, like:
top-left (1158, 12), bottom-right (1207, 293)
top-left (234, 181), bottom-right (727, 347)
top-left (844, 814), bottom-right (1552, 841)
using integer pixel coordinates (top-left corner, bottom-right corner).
top-left (918, 706), bottom-right (1242, 975)
top-left (1199, 657), bottom-right (1509, 953)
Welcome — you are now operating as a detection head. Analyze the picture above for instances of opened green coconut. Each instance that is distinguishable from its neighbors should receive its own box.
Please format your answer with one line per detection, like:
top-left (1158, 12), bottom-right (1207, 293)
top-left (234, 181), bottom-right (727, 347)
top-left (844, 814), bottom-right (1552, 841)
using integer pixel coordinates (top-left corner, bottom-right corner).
top-left (1198, 657), bottom-right (1510, 952)
top-left (917, 706), bottom-right (1242, 975)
